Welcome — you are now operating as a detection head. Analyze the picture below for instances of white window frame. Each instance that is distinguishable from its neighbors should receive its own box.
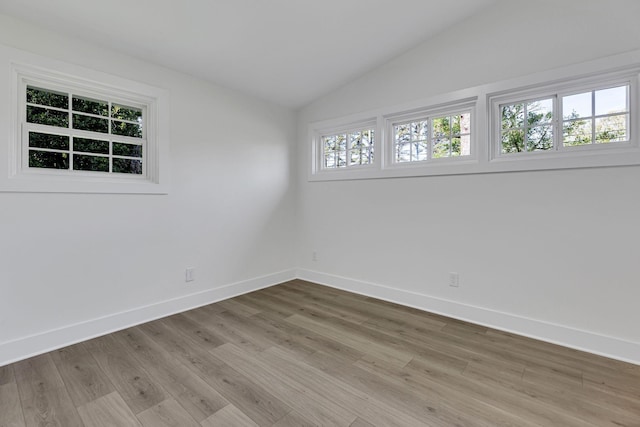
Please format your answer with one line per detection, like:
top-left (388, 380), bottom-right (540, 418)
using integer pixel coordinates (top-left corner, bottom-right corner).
top-left (308, 49), bottom-right (640, 182)
top-left (384, 100), bottom-right (476, 169)
top-left (2, 52), bottom-right (169, 194)
top-left (489, 72), bottom-right (637, 162)
top-left (311, 118), bottom-right (379, 179)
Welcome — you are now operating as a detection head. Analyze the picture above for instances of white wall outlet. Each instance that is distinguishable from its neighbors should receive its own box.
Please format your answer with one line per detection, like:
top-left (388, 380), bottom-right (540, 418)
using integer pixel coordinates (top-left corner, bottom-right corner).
top-left (312, 251), bottom-right (318, 262)
top-left (449, 272), bottom-right (459, 287)
top-left (185, 268), bottom-right (195, 282)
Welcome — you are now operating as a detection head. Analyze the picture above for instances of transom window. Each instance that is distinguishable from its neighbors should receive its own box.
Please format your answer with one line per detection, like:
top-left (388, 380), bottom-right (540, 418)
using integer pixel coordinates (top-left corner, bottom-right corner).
top-left (393, 111), bottom-right (471, 162)
top-left (501, 98), bottom-right (554, 154)
top-left (322, 128), bottom-right (375, 169)
top-left (24, 85), bottom-right (145, 175)
top-left (562, 85), bottom-right (629, 147)
top-left (497, 83), bottom-right (630, 156)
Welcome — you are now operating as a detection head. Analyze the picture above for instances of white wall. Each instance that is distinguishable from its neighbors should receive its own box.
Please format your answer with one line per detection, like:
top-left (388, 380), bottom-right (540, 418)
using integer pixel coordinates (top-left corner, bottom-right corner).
top-left (296, 0), bottom-right (640, 363)
top-left (0, 14), bottom-right (297, 364)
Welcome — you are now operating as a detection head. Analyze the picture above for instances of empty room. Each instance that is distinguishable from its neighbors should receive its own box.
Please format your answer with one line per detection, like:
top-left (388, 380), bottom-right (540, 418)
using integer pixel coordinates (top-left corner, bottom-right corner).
top-left (1, 0), bottom-right (639, 426)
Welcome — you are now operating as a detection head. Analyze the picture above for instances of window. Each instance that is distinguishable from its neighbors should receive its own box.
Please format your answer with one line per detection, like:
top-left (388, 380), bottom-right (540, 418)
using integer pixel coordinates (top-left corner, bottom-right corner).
top-left (493, 79), bottom-right (632, 158)
top-left (500, 98), bottom-right (554, 154)
top-left (24, 86), bottom-right (145, 175)
top-left (309, 54), bottom-right (640, 181)
top-left (562, 85), bottom-right (629, 147)
top-left (321, 126), bottom-right (375, 170)
top-left (5, 60), bottom-right (169, 194)
top-left (393, 111), bottom-right (471, 163)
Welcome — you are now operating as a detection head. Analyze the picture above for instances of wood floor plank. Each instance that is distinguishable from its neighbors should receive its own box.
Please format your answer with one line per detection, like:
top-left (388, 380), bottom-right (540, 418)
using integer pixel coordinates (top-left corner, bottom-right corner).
top-left (463, 356), bottom-right (640, 427)
top-left (262, 346), bottom-right (429, 427)
top-left (83, 335), bottom-right (167, 415)
top-left (136, 398), bottom-right (200, 427)
top-left (138, 319), bottom-right (292, 426)
top-left (77, 391), bottom-right (141, 427)
top-left (160, 313), bottom-right (226, 349)
top-left (253, 311), bottom-right (364, 363)
top-left (200, 404), bottom-right (259, 427)
top-left (0, 364), bottom-right (14, 386)
top-left (14, 354), bottom-right (83, 427)
top-left (286, 313), bottom-right (413, 368)
top-left (213, 343), bottom-right (358, 426)
top-left (113, 327), bottom-right (228, 422)
top-left (5, 281), bottom-right (639, 427)
top-left (181, 307), bottom-right (267, 352)
top-left (406, 356), bottom-right (599, 427)
top-left (349, 417), bottom-right (376, 427)
top-left (215, 298), bottom-right (262, 317)
top-left (49, 343), bottom-right (116, 407)
top-left (271, 410), bottom-right (317, 427)
top-left (0, 382), bottom-right (26, 427)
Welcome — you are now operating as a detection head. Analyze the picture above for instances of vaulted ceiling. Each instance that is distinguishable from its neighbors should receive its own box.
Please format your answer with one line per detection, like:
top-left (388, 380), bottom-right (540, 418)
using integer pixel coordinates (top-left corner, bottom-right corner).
top-left (0, 0), bottom-right (497, 108)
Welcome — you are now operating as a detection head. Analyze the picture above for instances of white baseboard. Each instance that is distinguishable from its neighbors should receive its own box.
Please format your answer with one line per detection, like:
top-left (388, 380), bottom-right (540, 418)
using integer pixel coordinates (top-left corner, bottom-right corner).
top-left (296, 269), bottom-right (640, 366)
top-left (0, 269), bottom-right (296, 367)
top-left (4, 267), bottom-right (638, 367)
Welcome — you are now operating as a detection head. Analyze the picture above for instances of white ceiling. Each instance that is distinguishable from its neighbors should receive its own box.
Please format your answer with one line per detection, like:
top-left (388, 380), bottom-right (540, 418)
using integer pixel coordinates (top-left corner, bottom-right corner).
top-left (0, 0), bottom-right (497, 108)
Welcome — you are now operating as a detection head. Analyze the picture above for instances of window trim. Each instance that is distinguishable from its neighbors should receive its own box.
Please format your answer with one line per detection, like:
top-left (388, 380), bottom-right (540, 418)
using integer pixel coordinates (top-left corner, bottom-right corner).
top-left (489, 73), bottom-right (636, 162)
top-left (308, 49), bottom-right (640, 182)
top-left (311, 118), bottom-right (379, 178)
top-left (384, 100), bottom-right (477, 169)
top-left (3, 55), bottom-right (169, 194)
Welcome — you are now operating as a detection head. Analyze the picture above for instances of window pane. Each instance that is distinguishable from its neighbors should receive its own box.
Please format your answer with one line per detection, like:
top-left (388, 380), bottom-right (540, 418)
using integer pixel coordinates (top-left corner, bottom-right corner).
top-left (29, 150), bottom-right (69, 169)
top-left (336, 151), bottom-right (346, 167)
top-left (29, 132), bottom-right (69, 150)
top-left (336, 134), bottom-right (347, 151)
top-left (324, 152), bottom-right (336, 168)
top-left (361, 130), bottom-right (373, 147)
top-left (433, 138), bottom-right (450, 158)
top-left (595, 114), bottom-right (627, 143)
top-left (323, 135), bottom-right (336, 151)
top-left (349, 132), bottom-right (362, 150)
top-left (113, 158), bottom-right (143, 174)
top-left (72, 96), bottom-right (108, 116)
top-left (501, 129), bottom-right (525, 153)
top-left (502, 104), bottom-right (524, 130)
top-left (563, 120), bottom-right (592, 146)
top-left (563, 92), bottom-right (591, 119)
top-left (73, 154), bottom-right (109, 172)
top-left (433, 116), bottom-right (451, 138)
top-left (595, 86), bottom-right (627, 116)
top-left (395, 124), bottom-right (410, 144)
top-left (112, 120), bottom-right (143, 138)
top-left (459, 113), bottom-right (471, 135)
top-left (526, 125), bottom-right (553, 151)
top-left (451, 137), bottom-right (462, 156)
top-left (73, 114), bottom-right (108, 133)
top-left (113, 142), bottom-right (143, 157)
top-left (74, 138), bottom-right (109, 154)
top-left (412, 121), bottom-right (428, 141)
top-left (26, 87), bottom-right (68, 109)
top-left (414, 141), bottom-right (428, 161)
top-left (527, 98), bottom-right (553, 125)
top-left (397, 143), bottom-right (411, 162)
top-left (111, 104), bottom-right (142, 121)
top-left (27, 106), bottom-right (69, 128)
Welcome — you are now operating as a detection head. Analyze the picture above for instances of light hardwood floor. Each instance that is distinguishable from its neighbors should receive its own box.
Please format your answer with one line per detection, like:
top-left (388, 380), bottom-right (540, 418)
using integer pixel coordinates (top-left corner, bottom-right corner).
top-left (1, 280), bottom-right (639, 426)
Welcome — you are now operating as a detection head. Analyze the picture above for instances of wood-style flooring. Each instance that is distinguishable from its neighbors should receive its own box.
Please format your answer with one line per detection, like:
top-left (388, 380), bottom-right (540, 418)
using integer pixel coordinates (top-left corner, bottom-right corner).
top-left (1, 280), bottom-right (639, 426)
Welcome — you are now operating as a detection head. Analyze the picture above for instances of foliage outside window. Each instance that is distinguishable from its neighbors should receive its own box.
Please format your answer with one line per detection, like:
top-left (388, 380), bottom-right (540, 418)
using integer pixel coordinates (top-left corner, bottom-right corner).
top-left (562, 85), bottom-right (629, 147)
top-left (322, 128), bottom-right (374, 169)
top-left (25, 85), bottom-right (145, 175)
top-left (394, 112), bottom-right (471, 162)
top-left (498, 84), bottom-right (629, 155)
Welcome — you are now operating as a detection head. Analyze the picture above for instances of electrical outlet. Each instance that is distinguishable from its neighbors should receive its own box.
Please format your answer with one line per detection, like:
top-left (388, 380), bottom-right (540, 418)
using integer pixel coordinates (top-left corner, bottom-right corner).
top-left (449, 272), bottom-right (459, 287)
top-left (185, 268), bottom-right (195, 282)
top-left (312, 251), bottom-right (318, 262)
